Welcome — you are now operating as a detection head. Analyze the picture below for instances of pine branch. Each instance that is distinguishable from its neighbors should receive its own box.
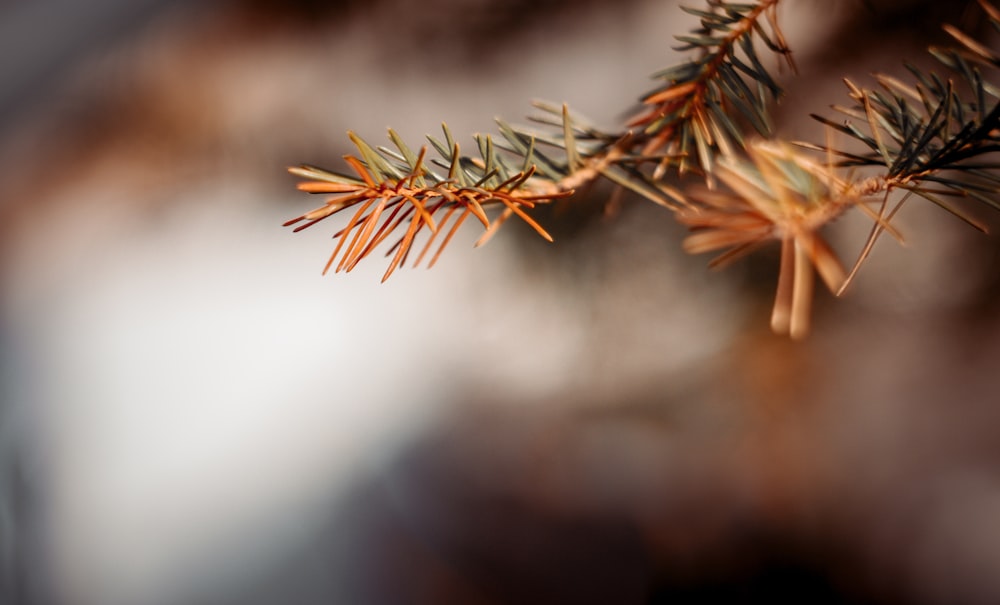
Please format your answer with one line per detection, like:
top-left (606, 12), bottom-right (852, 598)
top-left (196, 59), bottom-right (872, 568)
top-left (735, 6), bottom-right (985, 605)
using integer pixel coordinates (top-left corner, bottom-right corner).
top-left (284, 0), bottom-right (1000, 338)
top-left (512, 101), bottom-right (687, 209)
top-left (677, 0), bottom-right (1000, 336)
top-left (284, 97), bottom-right (697, 281)
top-left (678, 141), bottom-right (855, 339)
top-left (627, 0), bottom-right (794, 180)
top-left (459, 1), bottom-right (796, 210)
top-left (809, 0), bottom-right (1000, 231)
top-left (284, 125), bottom-right (573, 282)
top-left (285, 1), bottom-right (791, 281)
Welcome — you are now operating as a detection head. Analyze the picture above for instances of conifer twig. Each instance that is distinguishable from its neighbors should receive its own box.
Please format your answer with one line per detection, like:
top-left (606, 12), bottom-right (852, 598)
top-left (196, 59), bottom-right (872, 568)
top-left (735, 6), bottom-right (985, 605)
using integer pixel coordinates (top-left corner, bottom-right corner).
top-left (285, 0), bottom-right (1000, 338)
top-left (284, 126), bottom-right (573, 282)
top-left (627, 0), bottom-right (794, 180)
top-left (678, 140), bottom-right (853, 339)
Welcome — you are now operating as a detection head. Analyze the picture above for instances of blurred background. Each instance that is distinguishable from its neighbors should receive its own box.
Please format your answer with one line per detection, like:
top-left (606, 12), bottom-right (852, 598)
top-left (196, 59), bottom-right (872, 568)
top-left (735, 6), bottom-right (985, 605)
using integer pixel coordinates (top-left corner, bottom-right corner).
top-left (3, 0), bottom-right (1000, 603)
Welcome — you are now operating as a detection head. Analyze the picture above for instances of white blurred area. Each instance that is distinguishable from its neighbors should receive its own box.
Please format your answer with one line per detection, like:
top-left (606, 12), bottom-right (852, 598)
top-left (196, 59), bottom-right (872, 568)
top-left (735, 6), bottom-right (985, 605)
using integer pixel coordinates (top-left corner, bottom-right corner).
top-left (4, 1), bottom-right (1000, 605)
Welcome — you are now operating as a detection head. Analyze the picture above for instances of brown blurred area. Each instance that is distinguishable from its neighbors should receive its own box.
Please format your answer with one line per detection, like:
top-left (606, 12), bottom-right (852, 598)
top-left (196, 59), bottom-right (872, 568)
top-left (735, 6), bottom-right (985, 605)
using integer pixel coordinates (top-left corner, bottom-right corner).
top-left (3, 1), bottom-right (1000, 604)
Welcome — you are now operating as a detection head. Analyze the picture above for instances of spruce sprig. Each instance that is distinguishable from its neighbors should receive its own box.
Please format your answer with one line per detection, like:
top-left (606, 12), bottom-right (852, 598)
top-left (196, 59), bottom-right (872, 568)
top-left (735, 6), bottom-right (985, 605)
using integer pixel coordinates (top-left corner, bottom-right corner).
top-left (285, 1), bottom-right (792, 282)
top-left (283, 124), bottom-right (574, 282)
top-left (285, 0), bottom-right (1000, 337)
top-left (678, 141), bottom-right (857, 339)
top-left (627, 0), bottom-right (794, 179)
top-left (808, 0), bottom-right (1000, 231)
top-left (677, 0), bottom-right (1000, 335)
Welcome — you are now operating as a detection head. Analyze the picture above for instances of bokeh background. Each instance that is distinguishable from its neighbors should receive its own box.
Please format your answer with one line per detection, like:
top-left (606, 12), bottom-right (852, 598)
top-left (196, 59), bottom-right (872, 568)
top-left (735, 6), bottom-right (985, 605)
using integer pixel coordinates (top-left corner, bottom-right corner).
top-left (3, 1), bottom-right (1000, 604)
